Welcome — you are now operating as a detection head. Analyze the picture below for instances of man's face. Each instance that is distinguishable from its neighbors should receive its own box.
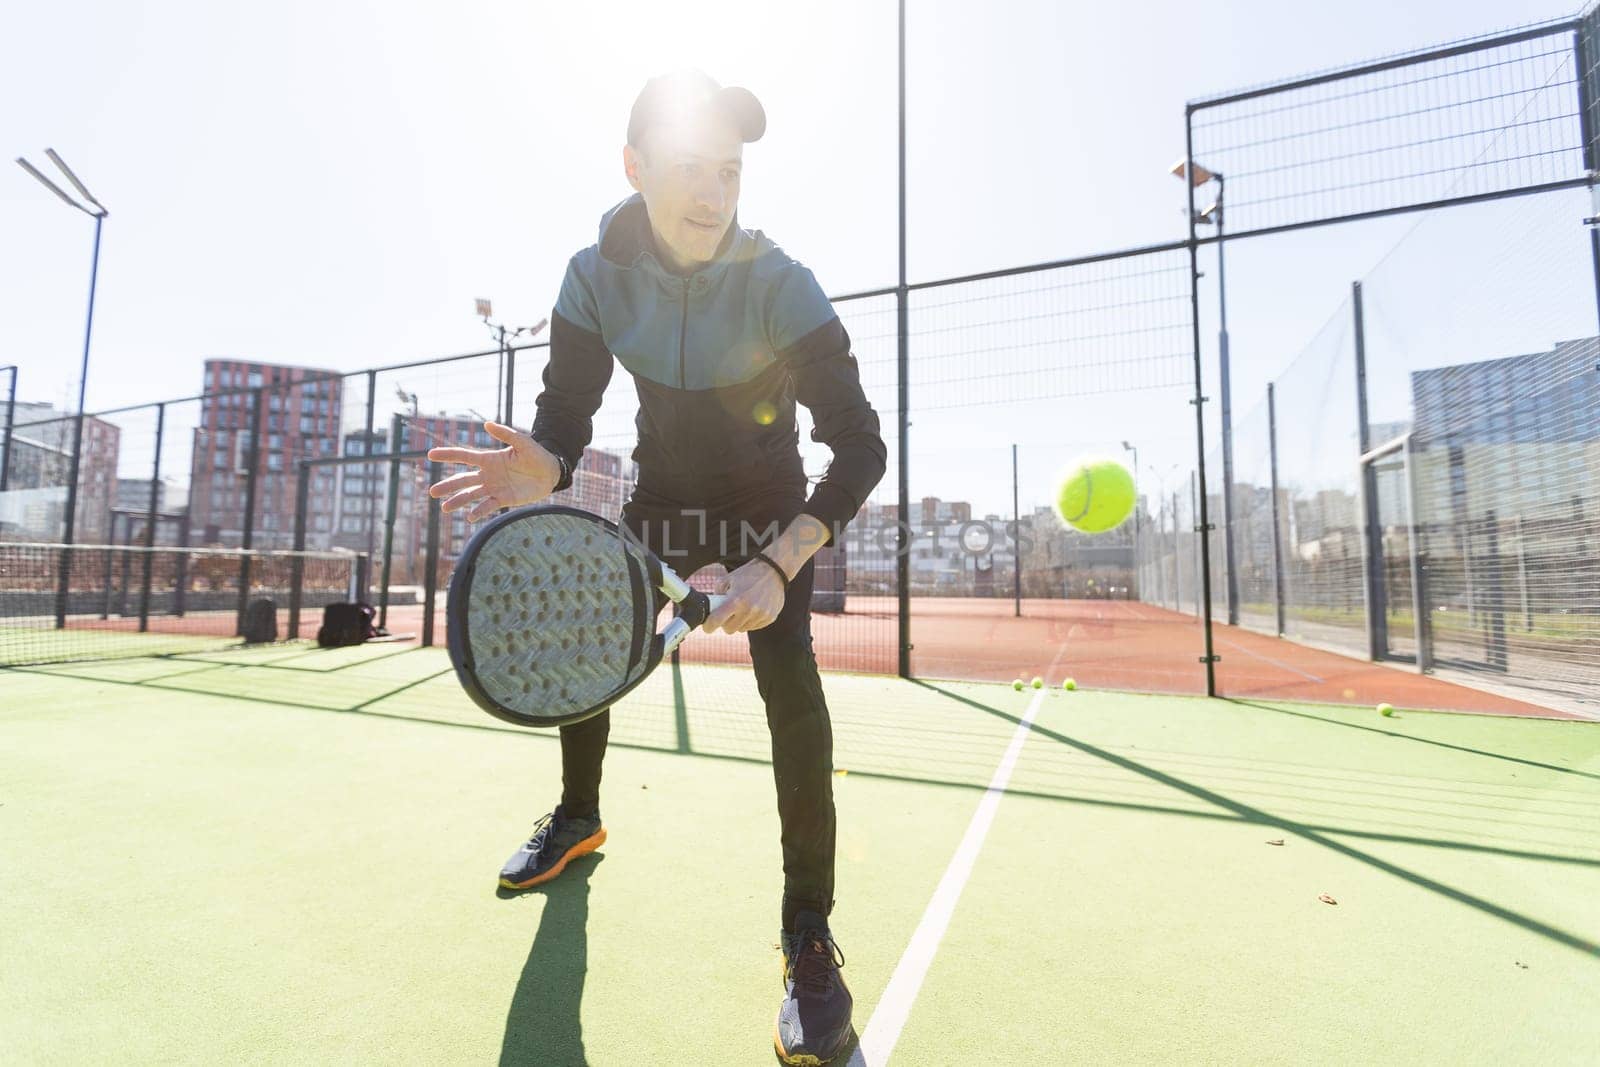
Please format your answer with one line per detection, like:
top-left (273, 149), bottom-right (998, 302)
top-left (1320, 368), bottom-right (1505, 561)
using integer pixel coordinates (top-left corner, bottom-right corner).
top-left (624, 117), bottom-right (743, 272)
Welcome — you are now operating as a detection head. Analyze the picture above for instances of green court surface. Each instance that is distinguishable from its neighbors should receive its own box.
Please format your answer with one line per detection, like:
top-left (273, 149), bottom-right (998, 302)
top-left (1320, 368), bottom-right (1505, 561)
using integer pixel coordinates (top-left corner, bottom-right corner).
top-left (3, 645), bottom-right (1598, 1064)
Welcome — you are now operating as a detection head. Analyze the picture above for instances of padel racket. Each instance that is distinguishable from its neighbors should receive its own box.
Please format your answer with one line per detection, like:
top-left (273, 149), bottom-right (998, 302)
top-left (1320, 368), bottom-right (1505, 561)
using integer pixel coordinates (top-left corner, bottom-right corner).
top-left (446, 504), bottom-right (724, 728)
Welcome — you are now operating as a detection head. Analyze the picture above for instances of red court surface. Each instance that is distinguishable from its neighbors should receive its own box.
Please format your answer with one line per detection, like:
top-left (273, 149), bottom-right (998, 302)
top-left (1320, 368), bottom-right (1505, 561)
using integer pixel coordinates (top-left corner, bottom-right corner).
top-left (377, 596), bottom-right (1580, 720)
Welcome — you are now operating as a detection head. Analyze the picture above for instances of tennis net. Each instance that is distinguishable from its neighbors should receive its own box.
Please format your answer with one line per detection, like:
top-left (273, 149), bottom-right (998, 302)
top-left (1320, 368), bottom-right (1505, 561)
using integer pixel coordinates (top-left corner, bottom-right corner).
top-left (0, 542), bottom-right (362, 667)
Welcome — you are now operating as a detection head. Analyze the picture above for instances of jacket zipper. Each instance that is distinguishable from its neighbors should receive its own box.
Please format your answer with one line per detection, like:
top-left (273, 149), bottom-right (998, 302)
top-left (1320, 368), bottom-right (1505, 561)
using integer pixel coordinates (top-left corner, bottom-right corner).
top-left (677, 278), bottom-right (690, 389)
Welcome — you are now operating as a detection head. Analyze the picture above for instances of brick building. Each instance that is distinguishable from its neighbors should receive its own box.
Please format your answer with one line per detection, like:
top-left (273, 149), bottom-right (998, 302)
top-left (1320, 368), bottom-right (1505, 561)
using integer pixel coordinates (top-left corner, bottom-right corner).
top-left (187, 360), bottom-right (343, 548)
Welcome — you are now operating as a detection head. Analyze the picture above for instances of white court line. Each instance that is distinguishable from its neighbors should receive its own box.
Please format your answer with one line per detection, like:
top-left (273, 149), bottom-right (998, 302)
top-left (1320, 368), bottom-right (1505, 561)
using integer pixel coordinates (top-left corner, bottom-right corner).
top-left (848, 643), bottom-right (1065, 1066)
top-left (1213, 634), bottom-right (1326, 684)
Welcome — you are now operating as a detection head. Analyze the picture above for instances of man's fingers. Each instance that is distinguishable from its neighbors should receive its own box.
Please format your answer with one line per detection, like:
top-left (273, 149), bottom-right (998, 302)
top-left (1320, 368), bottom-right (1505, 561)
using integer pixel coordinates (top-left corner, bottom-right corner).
top-left (441, 485), bottom-right (490, 513)
top-left (483, 421), bottom-right (524, 446)
top-left (427, 445), bottom-right (494, 466)
top-left (465, 495), bottom-right (502, 523)
top-left (428, 470), bottom-right (484, 498)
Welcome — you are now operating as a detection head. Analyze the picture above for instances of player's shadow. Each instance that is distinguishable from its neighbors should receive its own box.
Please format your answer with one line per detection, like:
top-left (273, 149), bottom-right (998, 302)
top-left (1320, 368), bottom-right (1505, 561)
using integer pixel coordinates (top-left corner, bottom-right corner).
top-left (497, 852), bottom-right (606, 1067)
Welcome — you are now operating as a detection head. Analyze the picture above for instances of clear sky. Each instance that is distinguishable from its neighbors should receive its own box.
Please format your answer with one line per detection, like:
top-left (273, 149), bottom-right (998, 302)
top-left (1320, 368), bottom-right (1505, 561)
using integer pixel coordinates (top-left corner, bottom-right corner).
top-left (2, 0), bottom-right (1585, 517)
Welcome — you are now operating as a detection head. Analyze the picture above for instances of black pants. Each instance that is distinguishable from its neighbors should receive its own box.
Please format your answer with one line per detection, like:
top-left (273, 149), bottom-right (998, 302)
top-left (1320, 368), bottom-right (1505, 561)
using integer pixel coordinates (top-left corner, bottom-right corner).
top-left (558, 488), bottom-right (837, 922)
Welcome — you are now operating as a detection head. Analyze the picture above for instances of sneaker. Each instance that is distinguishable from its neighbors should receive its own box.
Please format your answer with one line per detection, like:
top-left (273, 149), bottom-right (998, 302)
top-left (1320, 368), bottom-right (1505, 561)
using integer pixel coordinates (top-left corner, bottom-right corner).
top-left (498, 805), bottom-right (606, 890)
top-left (774, 911), bottom-right (855, 1065)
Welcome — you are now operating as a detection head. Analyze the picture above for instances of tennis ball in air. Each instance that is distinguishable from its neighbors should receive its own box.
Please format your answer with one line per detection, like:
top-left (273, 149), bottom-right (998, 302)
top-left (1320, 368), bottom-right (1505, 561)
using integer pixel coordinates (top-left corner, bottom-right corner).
top-left (1031, 677), bottom-right (1043, 689)
top-left (1063, 678), bottom-right (1078, 691)
top-left (1055, 458), bottom-right (1136, 533)
top-left (1012, 679), bottom-right (1024, 691)
top-left (1378, 703), bottom-right (1395, 717)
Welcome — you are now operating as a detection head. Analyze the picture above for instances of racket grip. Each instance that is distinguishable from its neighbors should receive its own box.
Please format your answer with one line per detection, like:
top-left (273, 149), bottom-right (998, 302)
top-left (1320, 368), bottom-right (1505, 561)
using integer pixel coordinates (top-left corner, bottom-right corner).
top-left (660, 594), bottom-right (727, 654)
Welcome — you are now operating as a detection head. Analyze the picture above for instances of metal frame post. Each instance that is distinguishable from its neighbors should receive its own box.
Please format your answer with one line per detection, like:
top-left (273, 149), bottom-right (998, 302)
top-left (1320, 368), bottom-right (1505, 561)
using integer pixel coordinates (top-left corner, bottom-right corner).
top-left (895, 0), bottom-right (912, 679)
top-left (1215, 176), bottom-right (1240, 627)
top-left (1171, 491), bottom-right (1181, 612)
top-left (378, 414), bottom-right (403, 631)
top-left (1184, 108), bottom-right (1220, 694)
top-left (504, 336), bottom-right (516, 426)
top-left (1267, 383), bottom-right (1287, 636)
top-left (101, 513), bottom-right (118, 619)
top-left (53, 212), bottom-right (106, 630)
top-left (1012, 443), bottom-right (1021, 616)
top-left (289, 461), bottom-right (311, 639)
top-left (235, 387), bottom-right (264, 632)
top-left (363, 369), bottom-right (378, 581)
top-left (1573, 25), bottom-right (1600, 334)
top-left (1352, 281), bottom-right (1389, 659)
top-left (0, 365), bottom-right (15, 491)
top-left (1515, 514), bottom-right (1532, 630)
top-left (1402, 434), bottom-right (1432, 672)
top-left (422, 459), bottom-right (443, 647)
top-left (138, 402), bottom-right (165, 631)
top-left (175, 511), bottom-right (191, 617)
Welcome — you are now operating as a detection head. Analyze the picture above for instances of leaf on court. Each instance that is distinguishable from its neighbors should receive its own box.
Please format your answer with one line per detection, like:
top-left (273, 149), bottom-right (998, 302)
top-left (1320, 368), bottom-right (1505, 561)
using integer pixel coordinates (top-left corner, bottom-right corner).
top-left (1318, 894), bottom-right (1338, 905)
top-left (1266, 839), bottom-right (1285, 846)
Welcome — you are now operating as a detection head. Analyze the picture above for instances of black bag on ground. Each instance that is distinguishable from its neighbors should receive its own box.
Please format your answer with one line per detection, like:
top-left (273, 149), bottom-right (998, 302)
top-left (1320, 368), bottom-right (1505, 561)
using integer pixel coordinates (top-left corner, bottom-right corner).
top-left (242, 598), bottom-right (278, 644)
top-left (318, 602), bottom-right (376, 648)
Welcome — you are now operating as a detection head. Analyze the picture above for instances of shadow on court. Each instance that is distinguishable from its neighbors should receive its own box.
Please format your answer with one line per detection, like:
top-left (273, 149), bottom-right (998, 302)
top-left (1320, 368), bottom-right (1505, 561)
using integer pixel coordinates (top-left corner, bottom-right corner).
top-left (913, 679), bottom-right (1600, 959)
top-left (497, 852), bottom-right (606, 1067)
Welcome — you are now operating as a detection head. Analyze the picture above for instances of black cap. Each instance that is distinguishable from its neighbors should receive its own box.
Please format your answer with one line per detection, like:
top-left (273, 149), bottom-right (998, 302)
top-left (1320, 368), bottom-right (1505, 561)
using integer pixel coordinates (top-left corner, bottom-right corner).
top-left (627, 70), bottom-right (766, 148)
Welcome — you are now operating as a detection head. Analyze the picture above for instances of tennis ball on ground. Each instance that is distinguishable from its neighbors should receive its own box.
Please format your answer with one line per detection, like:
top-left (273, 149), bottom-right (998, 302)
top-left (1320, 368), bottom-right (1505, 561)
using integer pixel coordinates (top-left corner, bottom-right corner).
top-left (1031, 677), bottom-right (1043, 689)
top-left (1378, 703), bottom-right (1395, 717)
top-left (1055, 458), bottom-right (1137, 534)
top-left (1012, 679), bottom-right (1024, 691)
top-left (1063, 678), bottom-right (1077, 691)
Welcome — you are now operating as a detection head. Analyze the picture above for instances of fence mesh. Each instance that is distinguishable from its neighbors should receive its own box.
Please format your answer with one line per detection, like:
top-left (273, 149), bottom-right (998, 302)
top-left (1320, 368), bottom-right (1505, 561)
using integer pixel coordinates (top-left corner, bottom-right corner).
top-left (1212, 184), bottom-right (1598, 713)
top-left (1189, 20), bottom-right (1586, 237)
top-left (0, 542), bottom-right (358, 666)
top-left (4, 20), bottom-right (1596, 718)
top-left (906, 249), bottom-right (1203, 692)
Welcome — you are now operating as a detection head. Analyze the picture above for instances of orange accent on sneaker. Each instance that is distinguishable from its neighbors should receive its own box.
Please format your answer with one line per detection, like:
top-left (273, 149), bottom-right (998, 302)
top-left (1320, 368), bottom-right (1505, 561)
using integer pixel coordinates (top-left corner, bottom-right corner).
top-left (498, 827), bottom-right (606, 889)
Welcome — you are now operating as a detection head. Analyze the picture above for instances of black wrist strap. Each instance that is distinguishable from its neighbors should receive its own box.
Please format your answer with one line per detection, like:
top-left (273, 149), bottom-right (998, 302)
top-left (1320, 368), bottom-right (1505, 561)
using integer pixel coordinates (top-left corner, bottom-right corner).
top-left (750, 552), bottom-right (790, 591)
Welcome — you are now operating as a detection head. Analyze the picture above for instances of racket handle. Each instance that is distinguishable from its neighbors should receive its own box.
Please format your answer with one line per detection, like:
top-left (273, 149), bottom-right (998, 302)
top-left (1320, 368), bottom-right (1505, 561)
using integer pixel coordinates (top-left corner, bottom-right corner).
top-left (660, 594), bottom-right (728, 654)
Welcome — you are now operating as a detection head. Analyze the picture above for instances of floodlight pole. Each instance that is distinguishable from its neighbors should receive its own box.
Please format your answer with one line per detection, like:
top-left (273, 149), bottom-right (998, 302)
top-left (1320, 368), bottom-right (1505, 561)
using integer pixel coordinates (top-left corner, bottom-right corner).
top-left (18, 151), bottom-right (108, 627)
top-left (1212, 176), bottom-right (1240, 627)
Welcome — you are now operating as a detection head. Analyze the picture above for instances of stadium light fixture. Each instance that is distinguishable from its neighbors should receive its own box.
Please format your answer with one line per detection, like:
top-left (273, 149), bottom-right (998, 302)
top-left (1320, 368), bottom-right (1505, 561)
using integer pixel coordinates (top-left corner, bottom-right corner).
top-left (1169, 158), bottom-right (1217, 188)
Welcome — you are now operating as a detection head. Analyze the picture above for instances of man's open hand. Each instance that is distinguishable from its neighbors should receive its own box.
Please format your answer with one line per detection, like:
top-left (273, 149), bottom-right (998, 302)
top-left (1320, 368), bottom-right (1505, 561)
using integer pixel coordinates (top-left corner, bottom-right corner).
top-left (703, 557), bottom-right (788, 634)
top-left (426, 422), bottom-right (562, 522)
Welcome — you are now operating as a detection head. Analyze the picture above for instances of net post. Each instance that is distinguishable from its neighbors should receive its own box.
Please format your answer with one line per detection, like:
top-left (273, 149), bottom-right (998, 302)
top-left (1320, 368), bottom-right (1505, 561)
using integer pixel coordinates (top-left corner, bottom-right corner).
top-left (1267, 384), bottom-right (1287, 636)
top-left (236, 387), bottom-right (264, 634)
top-left (138, 402), bottom-right (164, 632)
top-left (288, 461), bottom-right (310, 639)
top-left (378, 414), bottom-right (403, 631)
top-left (1352, 281), bottom-right (1389, 660)
top-left (422, 459), bottom-right (443, 647)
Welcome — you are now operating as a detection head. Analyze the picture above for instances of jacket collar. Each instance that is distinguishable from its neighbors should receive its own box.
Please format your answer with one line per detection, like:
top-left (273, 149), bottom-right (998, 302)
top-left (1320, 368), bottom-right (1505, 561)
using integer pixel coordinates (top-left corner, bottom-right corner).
top-left (596, 193), bottom-right (751, 283)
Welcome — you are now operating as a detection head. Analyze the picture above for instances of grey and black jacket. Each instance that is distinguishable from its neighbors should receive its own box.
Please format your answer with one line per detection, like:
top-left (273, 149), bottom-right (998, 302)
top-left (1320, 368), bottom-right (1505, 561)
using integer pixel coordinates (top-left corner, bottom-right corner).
top-left (530, 194), bottom-right (886, 543)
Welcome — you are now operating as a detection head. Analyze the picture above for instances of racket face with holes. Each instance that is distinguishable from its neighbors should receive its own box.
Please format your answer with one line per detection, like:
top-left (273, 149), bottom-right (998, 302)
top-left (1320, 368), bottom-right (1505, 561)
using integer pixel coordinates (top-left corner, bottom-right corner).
top-left (446, 505), bottom-right (664, 728)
